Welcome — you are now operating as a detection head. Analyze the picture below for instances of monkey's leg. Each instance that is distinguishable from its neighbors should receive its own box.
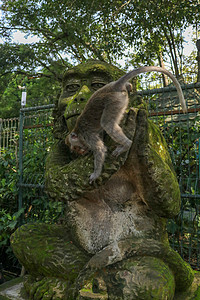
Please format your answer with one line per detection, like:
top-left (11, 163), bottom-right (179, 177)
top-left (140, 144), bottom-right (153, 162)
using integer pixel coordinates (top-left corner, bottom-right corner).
top-left (101, 103), bottom-right (132, 156)
top-left (103, 122), bottom-right (132, 157)
top-left (86, 135), bottom-right (107, 183)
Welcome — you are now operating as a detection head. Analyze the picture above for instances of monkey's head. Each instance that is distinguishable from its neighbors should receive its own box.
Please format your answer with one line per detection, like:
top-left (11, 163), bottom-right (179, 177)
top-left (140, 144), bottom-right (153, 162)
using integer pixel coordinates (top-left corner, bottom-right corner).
top-left (53, 60), bottom-right (126, 140)
top-left (65, 132), bottom-right (89, 155)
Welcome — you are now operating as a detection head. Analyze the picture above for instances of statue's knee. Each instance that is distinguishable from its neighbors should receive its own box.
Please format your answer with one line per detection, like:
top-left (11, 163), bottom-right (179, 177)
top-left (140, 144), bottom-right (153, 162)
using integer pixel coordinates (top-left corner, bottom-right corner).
top-left (103, 257), bottom-right (175, 300)
top-left (11, 223), bottom-right (41, 247)
top-left (11, 224), bottom-right (29, 248)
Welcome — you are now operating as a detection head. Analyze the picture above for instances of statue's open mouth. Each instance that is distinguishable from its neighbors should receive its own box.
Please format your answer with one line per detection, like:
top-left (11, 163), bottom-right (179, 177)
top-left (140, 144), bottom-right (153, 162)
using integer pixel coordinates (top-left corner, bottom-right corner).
top-left (63, 105), bottom-right (84, 134)
top-left (63, 113), bottom-right (80, 137)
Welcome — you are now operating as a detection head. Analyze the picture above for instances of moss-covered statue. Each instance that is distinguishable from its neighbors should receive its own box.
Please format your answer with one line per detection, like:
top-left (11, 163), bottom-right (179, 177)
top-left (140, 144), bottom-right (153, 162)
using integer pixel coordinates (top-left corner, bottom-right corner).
top-left (11, 60), bottom-right (194, 300)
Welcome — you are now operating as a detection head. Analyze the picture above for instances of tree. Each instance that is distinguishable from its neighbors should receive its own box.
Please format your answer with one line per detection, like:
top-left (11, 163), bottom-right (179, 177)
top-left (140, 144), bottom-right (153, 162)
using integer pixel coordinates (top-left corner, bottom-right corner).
top-left (0, 0), bottom-right (199, 106)
top-left (0, 72), bottom-right (61, 118)
top-left (123, 0), bottom-right (199, 77)
top-left (1, 0), bottom-right (199, 71)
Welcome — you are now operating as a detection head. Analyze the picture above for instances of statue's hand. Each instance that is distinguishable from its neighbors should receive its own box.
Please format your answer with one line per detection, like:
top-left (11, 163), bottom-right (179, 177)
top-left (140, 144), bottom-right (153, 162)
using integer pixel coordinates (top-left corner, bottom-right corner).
top-left (86, 242), bottom-right (123, 270)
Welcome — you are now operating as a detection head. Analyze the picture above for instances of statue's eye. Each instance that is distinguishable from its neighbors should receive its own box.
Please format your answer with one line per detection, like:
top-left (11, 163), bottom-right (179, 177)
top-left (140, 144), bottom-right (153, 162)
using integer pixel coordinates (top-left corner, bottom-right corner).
top-left (91, 82), bottom-right (106, 90)
top-left (66, 84), bottom-right (80, 93)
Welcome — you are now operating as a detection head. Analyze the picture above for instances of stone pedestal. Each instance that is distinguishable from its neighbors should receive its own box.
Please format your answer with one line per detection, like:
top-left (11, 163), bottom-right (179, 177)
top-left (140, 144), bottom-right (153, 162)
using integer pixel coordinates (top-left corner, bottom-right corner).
top-left (0, 277), bottom-right (25, 300)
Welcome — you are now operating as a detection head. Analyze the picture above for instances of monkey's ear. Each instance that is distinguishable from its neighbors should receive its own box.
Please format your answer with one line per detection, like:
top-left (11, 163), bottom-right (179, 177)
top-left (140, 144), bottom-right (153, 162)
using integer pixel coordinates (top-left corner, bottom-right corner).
top-left (65, 135), bottom-right (70, 146)
top-left (70, 132), bottom-right (78, 140)
top-left (126, 83), bottom-right (132, 92)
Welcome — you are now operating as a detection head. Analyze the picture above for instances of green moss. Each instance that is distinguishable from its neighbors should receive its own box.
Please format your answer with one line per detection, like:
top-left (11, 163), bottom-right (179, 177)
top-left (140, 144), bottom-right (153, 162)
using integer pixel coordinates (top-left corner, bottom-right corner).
top-left (129, 94), bottom-right (148, 110)
top-left (160, 247), bottom-right (194, 293)
top-left (103, 256), bottom-right (175, 299)
top-left (146, 119), bottom-right (181, 215)
top-left (45, 126), bottom-right (132, 201)
top-left (148, 119), bottom-right (172, 164)
top-left (174, 272), bottom-right (200, 299)
top-left (11, 224), bottom-right (89, 282)
top-left (193, 286), bottom-right (200, 299)
top-left (23, 275), bottom-right (72, 300)
top-left (63, 60), bottom-right (125, 83)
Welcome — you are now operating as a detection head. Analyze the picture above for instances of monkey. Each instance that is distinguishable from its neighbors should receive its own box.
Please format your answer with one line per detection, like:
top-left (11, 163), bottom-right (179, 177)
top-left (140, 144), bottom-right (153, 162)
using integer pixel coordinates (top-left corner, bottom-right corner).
top-left (65, 66), bottom-right (187, 183)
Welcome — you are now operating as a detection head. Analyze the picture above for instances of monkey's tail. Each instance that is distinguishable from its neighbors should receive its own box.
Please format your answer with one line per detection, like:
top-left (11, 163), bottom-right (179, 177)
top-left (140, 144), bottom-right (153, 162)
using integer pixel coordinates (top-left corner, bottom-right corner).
top-left (116, 66), bottom-right (187, 113)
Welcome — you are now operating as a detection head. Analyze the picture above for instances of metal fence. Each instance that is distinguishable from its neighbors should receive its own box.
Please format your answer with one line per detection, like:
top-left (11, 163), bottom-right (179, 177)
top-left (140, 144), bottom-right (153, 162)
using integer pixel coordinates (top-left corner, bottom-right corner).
top-left (0, 118), bottom-right (19, 155)
top-left (141, 81), bottom-right (200, 269)
top-left (1, 81), bottom-right (200, 269)
top-left (17, 104), bottom-right (57, 222)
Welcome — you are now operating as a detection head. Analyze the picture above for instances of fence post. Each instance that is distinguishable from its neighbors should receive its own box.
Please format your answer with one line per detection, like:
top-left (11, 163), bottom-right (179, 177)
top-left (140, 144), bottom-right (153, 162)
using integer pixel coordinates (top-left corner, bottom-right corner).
top-left (18, 109), bottom-right (24, 211)
top-left (196, 40), bottom-right (200, 83)
top-left (0, 118), bottom-right (2, 156)
top-left (199, 138), bottom-right (200, 181)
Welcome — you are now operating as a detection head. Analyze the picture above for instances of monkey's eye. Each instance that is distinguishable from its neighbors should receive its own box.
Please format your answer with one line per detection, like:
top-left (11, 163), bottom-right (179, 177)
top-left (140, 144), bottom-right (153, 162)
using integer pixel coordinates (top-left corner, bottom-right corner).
top-left (65, 84), bottom-right (80, 94)
top-left (91, 82), bottom-right (106, 91)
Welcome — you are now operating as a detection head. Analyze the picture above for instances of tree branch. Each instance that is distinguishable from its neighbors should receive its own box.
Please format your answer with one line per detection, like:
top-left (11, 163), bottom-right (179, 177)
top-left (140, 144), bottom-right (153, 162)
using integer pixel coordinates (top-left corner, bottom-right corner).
top-left (0, 70), bottom-right (54, 79)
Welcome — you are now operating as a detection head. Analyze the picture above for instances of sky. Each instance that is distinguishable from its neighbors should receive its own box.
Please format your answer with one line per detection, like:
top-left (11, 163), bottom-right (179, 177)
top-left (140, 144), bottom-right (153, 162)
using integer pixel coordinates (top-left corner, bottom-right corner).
top-left (184, 27), bottom-right (197, 55)
top-left (11, 31), bottom-right (40, 44)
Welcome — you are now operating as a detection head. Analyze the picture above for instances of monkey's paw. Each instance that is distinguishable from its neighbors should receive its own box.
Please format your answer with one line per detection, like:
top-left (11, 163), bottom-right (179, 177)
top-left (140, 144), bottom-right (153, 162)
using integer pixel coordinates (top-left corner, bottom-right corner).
top-left (112, 142), bottom-right (132, 157)
top-left (112, 145), bottom-right (126, 157)
top-left (89, 173), bottom-right (99, 184)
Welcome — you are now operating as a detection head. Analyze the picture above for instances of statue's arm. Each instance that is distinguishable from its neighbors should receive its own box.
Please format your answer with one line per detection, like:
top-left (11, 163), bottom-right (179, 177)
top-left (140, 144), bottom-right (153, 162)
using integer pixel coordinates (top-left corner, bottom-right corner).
top-left (127, 109), bottom-right (181, 218)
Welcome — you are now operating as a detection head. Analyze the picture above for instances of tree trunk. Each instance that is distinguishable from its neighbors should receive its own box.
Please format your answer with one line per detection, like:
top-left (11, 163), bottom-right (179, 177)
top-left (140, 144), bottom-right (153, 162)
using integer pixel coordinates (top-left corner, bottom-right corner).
top-left (161, 23), bottom-right (180, 78)
top-left (158, 51), bottom-right (168, 87)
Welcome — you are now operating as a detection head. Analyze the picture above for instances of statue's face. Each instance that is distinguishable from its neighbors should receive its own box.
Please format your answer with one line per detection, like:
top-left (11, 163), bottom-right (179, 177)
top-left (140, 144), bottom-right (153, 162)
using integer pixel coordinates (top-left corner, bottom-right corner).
top-left (58, 62), bottom-right (123, 132)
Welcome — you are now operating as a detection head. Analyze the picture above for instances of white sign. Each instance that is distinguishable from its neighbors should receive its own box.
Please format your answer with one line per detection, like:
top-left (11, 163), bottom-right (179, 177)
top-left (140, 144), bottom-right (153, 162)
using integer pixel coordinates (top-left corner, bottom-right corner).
top-left (21, 91), bottom-right (27, 106)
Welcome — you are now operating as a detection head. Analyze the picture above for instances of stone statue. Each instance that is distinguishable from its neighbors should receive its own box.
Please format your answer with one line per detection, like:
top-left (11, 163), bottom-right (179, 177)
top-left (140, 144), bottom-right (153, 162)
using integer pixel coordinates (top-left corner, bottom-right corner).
top-left (11, 60), bottom-right (194, 300)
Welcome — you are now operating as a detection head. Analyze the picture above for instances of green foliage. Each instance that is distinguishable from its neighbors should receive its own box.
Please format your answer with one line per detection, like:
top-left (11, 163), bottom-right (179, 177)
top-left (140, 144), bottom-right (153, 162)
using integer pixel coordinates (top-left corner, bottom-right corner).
top-left (25, 75), bottom-right (61, 107)
top-left (0, 209), bottom-right (24, 247)
top-left (0, 74), bottom-right (21, 118)
top-left (182, 51), bottom-right (198, 82)
top-left (24, 198), bottom-right (64, 224)
top-left (0, 148), bottom-right (19, 212)
top-left (0, 0), bottom-right (199, 118)
top-left (0, 73), bottom-right (60, 118)
top-left (0, 121), bottom-right (65, 271)
top-left (0, 208), bottom-right (24, 272)
top-left (0, 43), bottom-right (36, 75)
top-left (0, 0), bottom-right (199, 72)
top-left (162, 119), bottom-right (200, 193)
top-left (0, 122), bottom-right (65, 222)
top-left (22, 124), bottom-right (54, 185)
top-left (123, 0), bottom-right (199, 72)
